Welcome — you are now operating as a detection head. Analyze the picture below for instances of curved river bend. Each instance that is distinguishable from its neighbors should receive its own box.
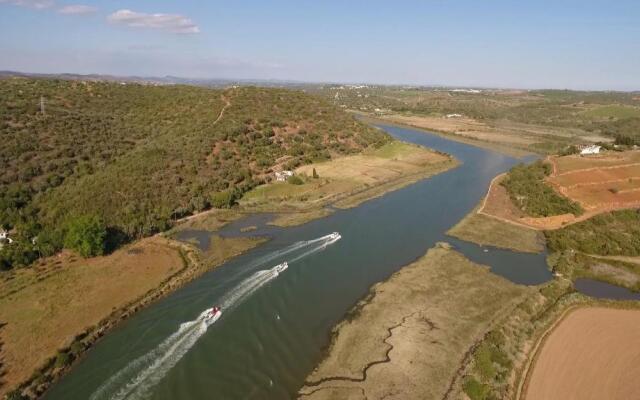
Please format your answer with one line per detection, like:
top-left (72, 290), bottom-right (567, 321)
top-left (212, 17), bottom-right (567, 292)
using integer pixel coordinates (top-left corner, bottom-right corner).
top-left (45, 125), bottom-right (552, 400)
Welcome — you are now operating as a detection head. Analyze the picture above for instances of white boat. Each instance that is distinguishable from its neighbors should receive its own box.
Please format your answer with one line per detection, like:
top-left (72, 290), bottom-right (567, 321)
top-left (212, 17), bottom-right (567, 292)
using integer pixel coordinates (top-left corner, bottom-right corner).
top-left (205, 306), bottom-right (222, 323)
top-left (328, 232), bottom-right (341, 241)
top-left (273, 262), bottom-right (288, 275)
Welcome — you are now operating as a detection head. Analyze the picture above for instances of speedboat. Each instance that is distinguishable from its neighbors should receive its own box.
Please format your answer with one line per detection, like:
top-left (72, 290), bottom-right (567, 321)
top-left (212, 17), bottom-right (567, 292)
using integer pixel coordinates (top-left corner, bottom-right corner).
top-left (328, 232), bottom-right (341, 241)
top-left (205, 306), bottom-right (222, 322)
top-left (273, 262), bottom-right (288, 275)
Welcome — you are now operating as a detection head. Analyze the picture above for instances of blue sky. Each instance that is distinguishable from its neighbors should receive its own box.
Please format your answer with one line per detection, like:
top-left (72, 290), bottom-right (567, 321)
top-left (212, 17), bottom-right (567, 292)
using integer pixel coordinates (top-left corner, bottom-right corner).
top-left (1, 0), bottom-right (639, 90)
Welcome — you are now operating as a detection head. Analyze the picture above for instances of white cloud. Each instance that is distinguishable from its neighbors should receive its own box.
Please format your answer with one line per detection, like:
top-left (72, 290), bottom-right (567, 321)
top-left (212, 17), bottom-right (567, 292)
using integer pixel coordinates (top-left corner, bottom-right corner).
top-left (58, 4), bottom-right (96, 15)
top-left (0, 0), bottom-right (54, 9)
top-left (107, 9), bottom-right (200, 34)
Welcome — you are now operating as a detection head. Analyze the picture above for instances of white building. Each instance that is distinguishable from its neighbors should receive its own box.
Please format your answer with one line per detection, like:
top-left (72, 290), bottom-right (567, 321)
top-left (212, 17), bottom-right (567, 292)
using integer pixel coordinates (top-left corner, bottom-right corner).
top-left (446, 113), bottom-right (463, 118)
top-left (275, 170), bottom-right (294, 182)
top-left (0, 229), bottom-right (12, 244)
top-left (579, 145), bottom-right (601, 155)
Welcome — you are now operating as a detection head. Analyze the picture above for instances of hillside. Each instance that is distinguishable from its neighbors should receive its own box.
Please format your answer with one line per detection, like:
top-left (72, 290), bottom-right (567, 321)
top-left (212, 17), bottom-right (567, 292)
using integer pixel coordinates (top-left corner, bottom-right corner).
top-left (0, 78), bottom-right (389, 268)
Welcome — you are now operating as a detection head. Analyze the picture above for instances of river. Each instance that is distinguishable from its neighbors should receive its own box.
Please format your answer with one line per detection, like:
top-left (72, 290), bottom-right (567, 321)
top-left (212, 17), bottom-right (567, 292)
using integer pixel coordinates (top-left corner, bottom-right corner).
top-left (45, 124), bottom-right (553, 400)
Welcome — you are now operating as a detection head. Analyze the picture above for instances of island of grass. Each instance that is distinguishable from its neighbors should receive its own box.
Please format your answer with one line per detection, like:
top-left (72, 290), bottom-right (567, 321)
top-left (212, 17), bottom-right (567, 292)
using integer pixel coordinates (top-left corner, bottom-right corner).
top-left (298, 244), bottom-right (530, 400)
top-left (241, 140), bottom-right (458, 226)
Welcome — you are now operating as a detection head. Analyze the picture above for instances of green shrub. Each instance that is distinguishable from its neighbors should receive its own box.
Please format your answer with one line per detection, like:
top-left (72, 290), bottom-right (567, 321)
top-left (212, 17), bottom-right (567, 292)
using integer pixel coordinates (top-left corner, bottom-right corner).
top-left (287, 175), bottom-right (304, 185)
top-left (463, 376), bottom-right (491, 400)
top-left (210, 190), bottom-right (236, 209)
top-left (474, 342), bottom-right (497, 381)
top-left (545, 209), bottom-right (640, 256)
top-left (502, 161), bottom-right (583, 217)
top-left (63, 215), bottom-right (107, 258)
top-left (54, 351), bottom-right (72, 368)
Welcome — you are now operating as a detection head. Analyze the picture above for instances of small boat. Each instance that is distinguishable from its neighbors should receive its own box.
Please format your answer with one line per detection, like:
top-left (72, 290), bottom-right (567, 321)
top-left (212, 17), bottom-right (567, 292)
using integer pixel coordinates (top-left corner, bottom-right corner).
top-left (273, 262), bottom-right (288, 274)
top-left (205, 306), bottom-right (222, 322)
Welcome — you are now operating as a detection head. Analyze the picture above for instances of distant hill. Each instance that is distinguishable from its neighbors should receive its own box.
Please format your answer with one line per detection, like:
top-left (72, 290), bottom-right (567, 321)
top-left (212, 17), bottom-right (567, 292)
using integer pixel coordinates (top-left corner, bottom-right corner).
top-left (0, 77), bottom-right (389, 267)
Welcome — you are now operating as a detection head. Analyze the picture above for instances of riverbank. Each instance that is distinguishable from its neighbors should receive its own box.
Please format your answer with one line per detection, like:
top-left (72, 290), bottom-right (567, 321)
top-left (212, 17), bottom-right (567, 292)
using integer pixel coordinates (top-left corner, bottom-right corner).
top-left (241, 139), bottom-right (458, 226)
top-left (298, 244), bottom-right (530, 400)
top-left (0, 232), bottom-right (265, 399)
top-left (356, 114), bottom-right (535, 158)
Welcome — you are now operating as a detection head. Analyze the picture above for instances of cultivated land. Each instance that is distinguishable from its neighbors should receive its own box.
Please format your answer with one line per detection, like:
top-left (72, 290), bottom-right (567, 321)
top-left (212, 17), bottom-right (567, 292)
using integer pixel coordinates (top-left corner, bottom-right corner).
top-left (241, 141), bottom-right (458, 225)
top-left (547, 151), bottom-right (640, 215)
top-left (298, 245), bottom-right (529, 400)
top-left (525, 307), bottom-right (640, 400)
top-left (0, 214), bottom-right (265, 398)
top-left (466, 151), bottom-right (640, 233)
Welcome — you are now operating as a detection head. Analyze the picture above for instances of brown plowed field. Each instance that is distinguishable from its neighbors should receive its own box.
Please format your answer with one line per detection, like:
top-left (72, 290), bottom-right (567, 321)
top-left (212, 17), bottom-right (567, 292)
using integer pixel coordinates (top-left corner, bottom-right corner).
top-left (525, 307), bottom-right (640, 400)
top-left (547, 153), bottom-right (640, 212)
top-left (478, 151), bottom-right (640, 231)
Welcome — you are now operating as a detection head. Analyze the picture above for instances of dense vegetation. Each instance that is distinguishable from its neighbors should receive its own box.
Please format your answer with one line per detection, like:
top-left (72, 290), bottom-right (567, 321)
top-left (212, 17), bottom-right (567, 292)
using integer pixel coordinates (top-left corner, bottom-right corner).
top-left (0, 78), bottom-right (389, 269)
top-left (462, 331), bottom-right (511, 400)
top-left (501, 161), bottom-right (583, 217)
top-left (545, 209), bottom-right (640, 256)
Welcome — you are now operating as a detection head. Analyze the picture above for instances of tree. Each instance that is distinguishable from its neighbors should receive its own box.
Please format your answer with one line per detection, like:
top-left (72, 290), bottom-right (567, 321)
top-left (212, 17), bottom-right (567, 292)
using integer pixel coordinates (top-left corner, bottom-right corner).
top-left (63, 215), bottom-right (107, 257)
top-left (287, 175), bottom-right (304, 185)
top-left (210, 190), bottom-right (236, 208)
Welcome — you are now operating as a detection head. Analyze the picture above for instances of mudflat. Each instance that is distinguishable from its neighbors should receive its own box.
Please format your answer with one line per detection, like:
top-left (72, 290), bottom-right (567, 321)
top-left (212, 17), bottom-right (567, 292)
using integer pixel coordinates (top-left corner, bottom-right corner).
top-left (525, 307), bottom-right (640, 400)
top-left (298, 245), bottom-right (528, 400)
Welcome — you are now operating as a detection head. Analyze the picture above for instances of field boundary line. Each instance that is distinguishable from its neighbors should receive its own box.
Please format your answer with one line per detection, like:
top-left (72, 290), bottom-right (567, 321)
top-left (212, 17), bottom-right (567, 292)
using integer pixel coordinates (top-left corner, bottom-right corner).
top-left (515, 305), bottom-right (582, 400)
top-left (554, 161), bottom-right (640, 177)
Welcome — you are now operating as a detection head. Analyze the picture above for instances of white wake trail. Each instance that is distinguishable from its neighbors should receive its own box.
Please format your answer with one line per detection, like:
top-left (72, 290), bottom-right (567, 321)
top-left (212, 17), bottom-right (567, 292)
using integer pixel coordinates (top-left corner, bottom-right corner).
top-left (90, 267), bottom-right (283, 400)
top-left (242, 233), bottom-right (337, 270)
top-left (90, 232), bottom-right (341, 400)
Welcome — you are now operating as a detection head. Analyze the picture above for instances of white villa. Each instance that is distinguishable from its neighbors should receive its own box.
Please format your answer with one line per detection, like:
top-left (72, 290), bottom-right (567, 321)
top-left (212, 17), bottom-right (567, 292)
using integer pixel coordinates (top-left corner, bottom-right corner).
top-left (275, 170), bottom-right (294, 182)
top-left (0, 228), bottom-right (12, 244)
top-left (579, 144), bottom-right (601, 155)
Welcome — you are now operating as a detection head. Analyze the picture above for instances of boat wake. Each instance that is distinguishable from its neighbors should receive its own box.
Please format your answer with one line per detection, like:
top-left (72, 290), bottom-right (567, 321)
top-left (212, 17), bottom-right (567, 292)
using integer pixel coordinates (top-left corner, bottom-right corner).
top-left (89, 232), bottom-right (341, 400)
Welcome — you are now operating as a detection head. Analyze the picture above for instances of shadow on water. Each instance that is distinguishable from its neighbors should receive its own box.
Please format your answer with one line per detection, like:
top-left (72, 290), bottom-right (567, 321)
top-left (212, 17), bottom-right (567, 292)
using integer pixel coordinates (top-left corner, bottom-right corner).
top-left (43, 124), bottom-right (629, 400)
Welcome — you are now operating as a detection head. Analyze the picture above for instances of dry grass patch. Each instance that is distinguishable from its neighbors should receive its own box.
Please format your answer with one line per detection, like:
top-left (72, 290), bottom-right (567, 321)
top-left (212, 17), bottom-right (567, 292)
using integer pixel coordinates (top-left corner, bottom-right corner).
top-left (241, 140), bottom-right (456, 222)
top-left (0, 237), bottom-right (183, 396)
top-left (448, 211), bottom-right (544, 253)
top-left (299, 245), bottom-right (528, 400)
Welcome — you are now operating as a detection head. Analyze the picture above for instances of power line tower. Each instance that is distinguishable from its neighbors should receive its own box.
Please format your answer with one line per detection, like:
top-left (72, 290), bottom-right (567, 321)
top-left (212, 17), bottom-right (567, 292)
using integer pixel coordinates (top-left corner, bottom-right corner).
top-left (40, 96), bottom-right (46, 116)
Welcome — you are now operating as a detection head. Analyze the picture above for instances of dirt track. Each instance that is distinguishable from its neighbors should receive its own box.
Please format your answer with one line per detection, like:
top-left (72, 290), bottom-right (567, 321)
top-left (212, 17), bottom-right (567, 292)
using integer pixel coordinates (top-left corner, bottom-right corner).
top-left (525, 307), bottom-right (640, 400)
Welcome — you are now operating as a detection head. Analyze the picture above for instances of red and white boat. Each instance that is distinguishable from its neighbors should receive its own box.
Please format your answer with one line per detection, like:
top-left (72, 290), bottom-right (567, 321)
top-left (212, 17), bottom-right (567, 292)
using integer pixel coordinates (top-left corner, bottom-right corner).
top-left (205, 306), bottom-right (222, 322)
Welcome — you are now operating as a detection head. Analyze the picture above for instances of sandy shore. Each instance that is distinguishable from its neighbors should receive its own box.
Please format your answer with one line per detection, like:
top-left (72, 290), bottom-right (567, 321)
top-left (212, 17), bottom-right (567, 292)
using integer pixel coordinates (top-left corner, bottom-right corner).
top-left (525, 307), bottom-right (640, 400)
top-left (298, 245), bottom-right (529, 400)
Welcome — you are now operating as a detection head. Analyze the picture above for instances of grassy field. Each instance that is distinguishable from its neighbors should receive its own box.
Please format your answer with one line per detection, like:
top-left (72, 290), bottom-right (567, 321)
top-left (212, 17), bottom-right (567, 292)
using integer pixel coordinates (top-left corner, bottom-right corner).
top-left (448, 210), bottom-right (545, 253)
top-left (241, 140), bottom-right (457, 225)
top-left (0, 232), bottom-right (264, 398)
top-left (299, 244), bottom-right (529, 400)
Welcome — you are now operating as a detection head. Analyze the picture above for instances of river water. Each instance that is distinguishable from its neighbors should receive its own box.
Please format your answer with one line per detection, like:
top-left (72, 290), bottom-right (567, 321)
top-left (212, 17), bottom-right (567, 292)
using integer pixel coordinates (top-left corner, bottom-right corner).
top-left (46, 124), bottom-right (554, 400)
